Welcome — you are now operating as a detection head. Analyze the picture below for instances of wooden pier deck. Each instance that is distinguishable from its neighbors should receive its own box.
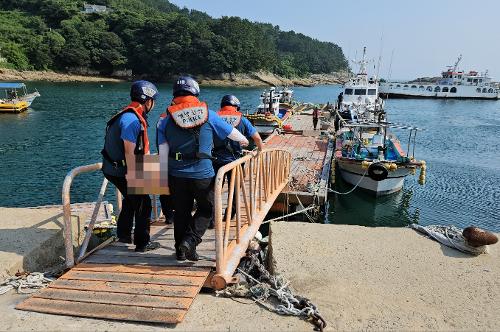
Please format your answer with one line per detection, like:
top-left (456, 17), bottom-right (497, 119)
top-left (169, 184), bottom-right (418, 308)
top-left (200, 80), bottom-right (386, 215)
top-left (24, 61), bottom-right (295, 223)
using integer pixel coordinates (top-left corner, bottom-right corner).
top-left (265, 112), bottom-right (334, 207)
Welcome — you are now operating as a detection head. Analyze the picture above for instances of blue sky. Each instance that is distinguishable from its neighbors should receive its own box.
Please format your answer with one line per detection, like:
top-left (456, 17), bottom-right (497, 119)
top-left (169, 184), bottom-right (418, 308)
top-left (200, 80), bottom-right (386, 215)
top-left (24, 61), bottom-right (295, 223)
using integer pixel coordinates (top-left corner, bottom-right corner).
top-left (169, 0), bottom-right (500, 80)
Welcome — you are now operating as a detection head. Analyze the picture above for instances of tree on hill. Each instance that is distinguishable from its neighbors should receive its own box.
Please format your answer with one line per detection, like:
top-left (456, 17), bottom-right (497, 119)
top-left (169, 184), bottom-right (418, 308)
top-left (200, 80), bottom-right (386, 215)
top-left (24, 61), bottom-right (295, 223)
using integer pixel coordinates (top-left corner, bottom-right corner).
top-left (0, 0), bottom-right (349, 79)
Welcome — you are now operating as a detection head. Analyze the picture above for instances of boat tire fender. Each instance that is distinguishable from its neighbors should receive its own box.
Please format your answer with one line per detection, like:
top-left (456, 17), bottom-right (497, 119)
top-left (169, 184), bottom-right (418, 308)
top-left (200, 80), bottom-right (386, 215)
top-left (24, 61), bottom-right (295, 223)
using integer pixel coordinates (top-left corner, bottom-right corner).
top-left (368, 162), bottom-right (388, 181)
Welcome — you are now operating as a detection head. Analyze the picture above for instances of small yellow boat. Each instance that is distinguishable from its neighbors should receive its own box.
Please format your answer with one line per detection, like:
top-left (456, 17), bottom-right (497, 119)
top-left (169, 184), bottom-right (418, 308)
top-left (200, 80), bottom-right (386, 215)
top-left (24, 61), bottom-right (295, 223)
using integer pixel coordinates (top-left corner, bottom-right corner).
top-left (0, 82), bottom-right (40, 113)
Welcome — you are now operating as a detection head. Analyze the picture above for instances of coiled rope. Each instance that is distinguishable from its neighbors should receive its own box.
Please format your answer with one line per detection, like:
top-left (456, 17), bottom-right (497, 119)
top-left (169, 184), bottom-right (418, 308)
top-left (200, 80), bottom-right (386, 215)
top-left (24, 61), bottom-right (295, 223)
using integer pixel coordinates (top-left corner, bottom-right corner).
top-left (0, 272), bottom-right (53, 295)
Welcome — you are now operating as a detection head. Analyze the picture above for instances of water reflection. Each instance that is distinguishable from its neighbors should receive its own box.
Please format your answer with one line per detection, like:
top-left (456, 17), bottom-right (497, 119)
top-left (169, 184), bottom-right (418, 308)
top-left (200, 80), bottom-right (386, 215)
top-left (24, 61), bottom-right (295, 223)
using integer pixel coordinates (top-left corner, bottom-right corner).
top-left (328, 175), bottom-right (420, 227)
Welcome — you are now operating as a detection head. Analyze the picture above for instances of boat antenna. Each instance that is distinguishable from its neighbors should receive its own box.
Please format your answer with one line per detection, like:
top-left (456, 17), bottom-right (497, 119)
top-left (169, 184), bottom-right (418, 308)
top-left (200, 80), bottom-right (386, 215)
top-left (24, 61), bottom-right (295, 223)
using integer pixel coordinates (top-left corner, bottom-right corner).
top-left (351, 47), bottom-right (368, 75)
top-left (387, 49), bottom-right (395, 81)
top-left (376, 36), bottom-right (383, 80)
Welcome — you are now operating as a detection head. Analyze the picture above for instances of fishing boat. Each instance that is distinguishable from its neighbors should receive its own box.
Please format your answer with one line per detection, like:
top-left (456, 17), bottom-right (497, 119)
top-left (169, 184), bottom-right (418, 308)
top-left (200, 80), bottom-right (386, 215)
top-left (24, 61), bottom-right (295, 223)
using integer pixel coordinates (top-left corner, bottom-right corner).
top-left (334, 48), bottom-right (426, 196)
top-left (0, 83), bottom-right (41, 113)
top-left (334, 47), bottom-right (384, 130)
top-left (379, 55), bottom-right (499, 99)
top-left (247, 87), bottom-right (293, 136)
top-left (334, 119), bottom-right (426, 196)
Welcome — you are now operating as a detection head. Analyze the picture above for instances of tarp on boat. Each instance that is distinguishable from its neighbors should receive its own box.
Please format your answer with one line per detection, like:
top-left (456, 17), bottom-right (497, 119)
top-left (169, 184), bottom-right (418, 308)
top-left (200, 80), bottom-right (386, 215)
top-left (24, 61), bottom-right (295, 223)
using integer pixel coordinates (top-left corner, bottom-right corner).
top-left (0, 83), bottom-right (26, 89)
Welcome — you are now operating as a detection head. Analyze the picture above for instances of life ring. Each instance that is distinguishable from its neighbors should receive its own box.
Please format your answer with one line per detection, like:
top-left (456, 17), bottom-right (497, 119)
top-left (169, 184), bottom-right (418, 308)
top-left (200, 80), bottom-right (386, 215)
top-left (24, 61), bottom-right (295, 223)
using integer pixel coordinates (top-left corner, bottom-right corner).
top-left (368, 162), bottom-right (388, 181)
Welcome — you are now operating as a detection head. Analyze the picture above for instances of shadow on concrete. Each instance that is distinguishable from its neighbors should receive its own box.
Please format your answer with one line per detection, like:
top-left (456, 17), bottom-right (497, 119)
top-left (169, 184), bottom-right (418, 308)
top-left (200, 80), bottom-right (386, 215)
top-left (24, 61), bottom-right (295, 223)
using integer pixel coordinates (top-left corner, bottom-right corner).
top-left (0, 212), bottom-right (84, 276)
top-left (439, 243), bottom-right (476, 259)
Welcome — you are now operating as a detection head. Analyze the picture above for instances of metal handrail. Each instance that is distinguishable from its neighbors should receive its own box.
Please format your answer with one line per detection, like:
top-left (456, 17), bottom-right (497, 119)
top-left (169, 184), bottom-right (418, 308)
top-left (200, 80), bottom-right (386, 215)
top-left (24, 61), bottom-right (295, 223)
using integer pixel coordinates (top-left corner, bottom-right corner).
top-left (211, 149), bottom-right (291, 289)
top-left (62, 163), bottom-right (123, 268)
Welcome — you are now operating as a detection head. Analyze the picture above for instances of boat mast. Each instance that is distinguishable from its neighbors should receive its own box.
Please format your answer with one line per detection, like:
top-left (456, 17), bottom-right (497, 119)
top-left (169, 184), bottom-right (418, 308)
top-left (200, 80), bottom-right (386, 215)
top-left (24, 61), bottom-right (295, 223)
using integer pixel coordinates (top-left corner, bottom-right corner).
top-left (449, 54), bottom-right (462, 72)
top-left (387, 49), bottom-right (394, 81)
top-left (375, 36), bottom-right (383, 81)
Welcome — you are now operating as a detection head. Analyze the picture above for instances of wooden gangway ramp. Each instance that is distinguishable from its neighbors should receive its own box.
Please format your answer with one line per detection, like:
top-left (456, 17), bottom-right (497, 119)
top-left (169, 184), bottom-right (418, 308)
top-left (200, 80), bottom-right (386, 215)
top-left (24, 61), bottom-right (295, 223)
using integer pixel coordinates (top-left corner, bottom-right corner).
top-left (266, 111), bottom-right (333, 207)
top-left (17, 224), bottom-right (213, 324)
top-left (17, 149), bottom-right (291, 324)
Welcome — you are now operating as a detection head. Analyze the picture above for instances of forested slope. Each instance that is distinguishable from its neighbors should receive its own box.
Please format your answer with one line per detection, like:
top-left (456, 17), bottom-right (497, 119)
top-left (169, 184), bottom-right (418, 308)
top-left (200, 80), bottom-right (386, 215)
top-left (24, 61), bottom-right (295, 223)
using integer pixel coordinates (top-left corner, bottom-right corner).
top-left (0, 0), bottom-right (348, 79)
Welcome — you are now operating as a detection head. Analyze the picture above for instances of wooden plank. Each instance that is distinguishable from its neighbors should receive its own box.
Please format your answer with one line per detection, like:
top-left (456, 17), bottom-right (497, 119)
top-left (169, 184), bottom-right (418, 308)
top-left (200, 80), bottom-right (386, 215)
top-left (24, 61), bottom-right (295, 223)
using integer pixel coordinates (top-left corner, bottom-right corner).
top-left (74, 264), bottom-right (209, 277)
top-left (34, 288), bottom-right (192, 310)
top-left (84, 255), bottom-right (215, 268)
top-left (88, 251), bottom-right (215, 263)
top-left (97, 246), bottom-right (216, 257)
top-left (49, 279), bottom-right (200, 298)
top-left (16, 298), bottom-right (186, 324)
top-left (60, 270), bottom-right (206, 286)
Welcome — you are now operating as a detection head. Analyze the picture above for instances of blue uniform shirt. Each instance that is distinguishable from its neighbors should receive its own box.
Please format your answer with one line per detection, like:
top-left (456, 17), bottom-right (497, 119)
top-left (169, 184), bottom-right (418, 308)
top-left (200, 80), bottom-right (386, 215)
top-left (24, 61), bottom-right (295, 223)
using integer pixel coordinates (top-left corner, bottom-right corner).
top-left (213, 116), bottom-right (256, 164)
top-left (157, 110), bottom-right (233, 179)
top-left (120, 113), bottom-right (141, 143)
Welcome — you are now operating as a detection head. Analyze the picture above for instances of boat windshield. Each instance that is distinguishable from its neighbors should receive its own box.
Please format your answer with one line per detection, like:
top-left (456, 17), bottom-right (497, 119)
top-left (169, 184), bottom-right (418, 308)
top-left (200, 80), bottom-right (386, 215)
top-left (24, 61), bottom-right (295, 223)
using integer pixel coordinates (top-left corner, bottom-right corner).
top-left (345, 88), bottom-right (353, 95)
top-left (354, 89), bottom-right (366, 95)
top-left (368, 89), bottom-right (377, 95)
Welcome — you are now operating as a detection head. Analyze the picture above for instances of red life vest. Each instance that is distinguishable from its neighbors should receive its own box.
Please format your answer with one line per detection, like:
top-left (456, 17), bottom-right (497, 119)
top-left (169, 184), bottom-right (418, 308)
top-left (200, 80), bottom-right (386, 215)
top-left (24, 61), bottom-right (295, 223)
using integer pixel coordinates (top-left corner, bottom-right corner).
top-left (167, 95), bottom-right (209, 129)
top-left (217, 105), bottom-right (242, 127)
top-left (116, 101), bottom-right (150, 154)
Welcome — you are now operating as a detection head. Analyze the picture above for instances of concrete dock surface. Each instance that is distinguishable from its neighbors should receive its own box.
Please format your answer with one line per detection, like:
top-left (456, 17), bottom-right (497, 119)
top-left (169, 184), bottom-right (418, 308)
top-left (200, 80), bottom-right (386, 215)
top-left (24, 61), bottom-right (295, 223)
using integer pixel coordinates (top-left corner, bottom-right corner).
top-left (270, 222), bottom-right (499, 331)
top-left (1, 207), bottom-right (498, 331)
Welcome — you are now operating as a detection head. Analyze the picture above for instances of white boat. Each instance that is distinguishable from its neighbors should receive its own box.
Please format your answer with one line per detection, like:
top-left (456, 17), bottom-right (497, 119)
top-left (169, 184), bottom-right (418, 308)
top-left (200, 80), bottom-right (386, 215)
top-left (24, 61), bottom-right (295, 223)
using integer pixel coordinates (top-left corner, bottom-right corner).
top-left (0, 83), bottom-right (41, 113)
top-left (335, 47), bottom-right (384, 128)
top-left (247, 87), bottom-right (293, 136)
top-left (334, 48), bottom-right (426, 196)
top-left (379, 55), bottom-right (499, 99)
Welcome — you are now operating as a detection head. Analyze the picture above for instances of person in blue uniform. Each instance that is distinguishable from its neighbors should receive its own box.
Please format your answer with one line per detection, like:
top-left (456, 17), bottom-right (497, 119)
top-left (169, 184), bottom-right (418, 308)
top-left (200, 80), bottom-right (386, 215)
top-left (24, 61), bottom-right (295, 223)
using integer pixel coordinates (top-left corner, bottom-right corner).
top-left (157, 76), bottom-right (249, 261)
top-left (212, 95), bottom-right (264, 224)
top-left (101, 80), bottom-right (160, 252)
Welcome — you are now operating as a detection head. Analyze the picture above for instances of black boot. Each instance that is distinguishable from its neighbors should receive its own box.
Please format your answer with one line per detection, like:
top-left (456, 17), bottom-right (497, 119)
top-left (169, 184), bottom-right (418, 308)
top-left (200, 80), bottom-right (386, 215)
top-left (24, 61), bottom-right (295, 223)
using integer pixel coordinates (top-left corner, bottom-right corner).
top-left (179, 240), bottom-right (199, 261)
top-left (175, 247), bottom-right (186, 261)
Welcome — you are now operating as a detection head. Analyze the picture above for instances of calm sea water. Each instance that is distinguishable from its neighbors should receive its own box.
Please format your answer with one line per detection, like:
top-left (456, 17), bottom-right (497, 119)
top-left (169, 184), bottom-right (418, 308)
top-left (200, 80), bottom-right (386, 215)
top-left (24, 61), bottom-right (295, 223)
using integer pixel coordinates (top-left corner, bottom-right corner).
top-left (0, 82), bottom-right (498, 232)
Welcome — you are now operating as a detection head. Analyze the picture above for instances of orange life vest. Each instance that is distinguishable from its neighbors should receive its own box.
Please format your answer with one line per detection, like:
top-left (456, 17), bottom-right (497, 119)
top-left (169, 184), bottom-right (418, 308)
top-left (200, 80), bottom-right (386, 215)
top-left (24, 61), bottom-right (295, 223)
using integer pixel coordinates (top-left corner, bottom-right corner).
top-left (167, 95), bottom-right (209, 129)
top-left (119, 101), bottom-right (150, 154)
top-left (217, 105), bottom-right (242, 127)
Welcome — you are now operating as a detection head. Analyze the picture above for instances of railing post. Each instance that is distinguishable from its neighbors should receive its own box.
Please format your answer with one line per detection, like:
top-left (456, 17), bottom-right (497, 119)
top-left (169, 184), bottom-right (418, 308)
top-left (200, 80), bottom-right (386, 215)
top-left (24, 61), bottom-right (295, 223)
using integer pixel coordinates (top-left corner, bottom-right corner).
top-left (62, 174), bottom-right (75, 268)
top-left (77, 177), bottom-right (109, 263)
top-left (152, 195), bottom-right (158, 222)
top-left (61, 163), bottom-right (103, 269)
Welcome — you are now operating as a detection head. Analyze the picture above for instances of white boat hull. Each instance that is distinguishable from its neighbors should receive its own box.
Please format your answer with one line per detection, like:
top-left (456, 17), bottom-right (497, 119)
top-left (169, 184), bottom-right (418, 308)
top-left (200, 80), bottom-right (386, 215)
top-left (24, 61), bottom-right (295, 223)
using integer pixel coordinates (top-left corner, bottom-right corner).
top-left (337, 160), bottom-right (411, 196)
top-left (19, 92), bottom-right (41, 107)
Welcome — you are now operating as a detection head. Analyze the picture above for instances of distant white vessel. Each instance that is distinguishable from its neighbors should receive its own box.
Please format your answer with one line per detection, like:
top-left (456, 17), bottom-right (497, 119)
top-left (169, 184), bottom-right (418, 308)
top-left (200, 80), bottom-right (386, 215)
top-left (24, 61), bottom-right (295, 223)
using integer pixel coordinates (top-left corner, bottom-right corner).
top-left (379, 55), bottom-right (499, 99)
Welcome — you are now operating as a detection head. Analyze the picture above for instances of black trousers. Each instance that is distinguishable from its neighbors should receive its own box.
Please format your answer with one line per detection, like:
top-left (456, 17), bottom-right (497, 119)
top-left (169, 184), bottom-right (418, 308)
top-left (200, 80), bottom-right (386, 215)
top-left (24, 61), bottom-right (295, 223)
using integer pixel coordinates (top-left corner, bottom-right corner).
top-left (159, 195), bottom-right (174, 219)
top-left (169, 176), bottom-right (214, 248)
top-left (103, 173), bottom-right (151, 248)
top-left (313, 118), bottom-right (319, 130)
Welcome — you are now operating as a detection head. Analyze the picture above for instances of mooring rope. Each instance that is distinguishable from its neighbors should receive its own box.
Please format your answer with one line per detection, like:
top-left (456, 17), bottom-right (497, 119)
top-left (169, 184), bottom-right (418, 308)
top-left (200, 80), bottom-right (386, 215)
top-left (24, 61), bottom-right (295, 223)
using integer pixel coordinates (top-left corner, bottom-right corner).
top-left (328, 169), bottom-right (368, 195)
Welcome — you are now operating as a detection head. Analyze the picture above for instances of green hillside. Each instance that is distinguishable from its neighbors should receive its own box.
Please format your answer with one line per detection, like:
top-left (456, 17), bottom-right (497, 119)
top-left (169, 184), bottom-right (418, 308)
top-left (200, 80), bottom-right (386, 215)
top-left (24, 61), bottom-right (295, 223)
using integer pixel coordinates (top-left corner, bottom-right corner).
top-left (0, 0), bottom-right (348, 79)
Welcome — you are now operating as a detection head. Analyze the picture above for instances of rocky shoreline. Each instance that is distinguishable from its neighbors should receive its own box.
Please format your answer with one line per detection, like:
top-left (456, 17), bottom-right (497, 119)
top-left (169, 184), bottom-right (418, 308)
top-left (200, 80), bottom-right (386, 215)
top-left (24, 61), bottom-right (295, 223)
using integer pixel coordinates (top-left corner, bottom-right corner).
top-left (0, 68), bottom-right (123, 83)
top-left (0, 68), bottom-right (348, 87)
top-left (197, 71), bottom-right (349, 87)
